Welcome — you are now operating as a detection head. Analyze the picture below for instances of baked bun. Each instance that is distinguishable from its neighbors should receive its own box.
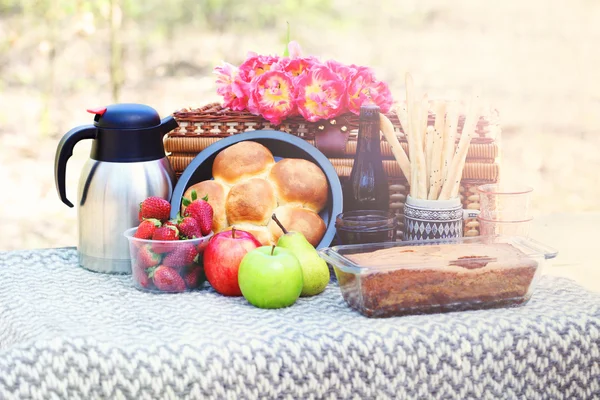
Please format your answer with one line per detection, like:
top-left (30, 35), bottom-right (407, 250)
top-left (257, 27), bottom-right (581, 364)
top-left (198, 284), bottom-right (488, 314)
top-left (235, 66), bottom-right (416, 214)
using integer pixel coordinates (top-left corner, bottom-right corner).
top-left (269, 158), bottom-right (328, 212)
top-left (226, 178), bottom-right (277, 226)
top-left (182, 180), bottom-right (229, 233)
top-left (268, 206), bottom-right (327, 247)
top-left (212, 141), bottom-right (275, 185)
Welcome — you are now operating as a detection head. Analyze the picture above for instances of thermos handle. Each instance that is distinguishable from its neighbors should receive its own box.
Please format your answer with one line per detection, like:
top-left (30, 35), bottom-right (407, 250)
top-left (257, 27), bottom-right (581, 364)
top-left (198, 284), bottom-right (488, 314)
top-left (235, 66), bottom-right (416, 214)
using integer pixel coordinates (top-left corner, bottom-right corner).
top-left (54, 125), bottom-right (97, 208)
top-left (160, 115), bottom-right (179, 134)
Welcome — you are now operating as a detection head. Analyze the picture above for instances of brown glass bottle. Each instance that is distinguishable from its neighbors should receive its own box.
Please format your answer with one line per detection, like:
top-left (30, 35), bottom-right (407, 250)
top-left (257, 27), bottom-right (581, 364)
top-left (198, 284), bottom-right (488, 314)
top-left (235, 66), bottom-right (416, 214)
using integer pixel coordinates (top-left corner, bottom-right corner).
top-left (343, 104), bottom-right (389, 212)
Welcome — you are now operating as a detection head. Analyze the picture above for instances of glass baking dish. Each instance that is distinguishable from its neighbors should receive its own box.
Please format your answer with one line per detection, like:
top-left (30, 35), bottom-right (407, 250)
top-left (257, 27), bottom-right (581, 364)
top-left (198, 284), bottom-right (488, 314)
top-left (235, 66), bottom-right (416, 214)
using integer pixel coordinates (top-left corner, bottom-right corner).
top-left (319, 235), bottom-right (558, 317)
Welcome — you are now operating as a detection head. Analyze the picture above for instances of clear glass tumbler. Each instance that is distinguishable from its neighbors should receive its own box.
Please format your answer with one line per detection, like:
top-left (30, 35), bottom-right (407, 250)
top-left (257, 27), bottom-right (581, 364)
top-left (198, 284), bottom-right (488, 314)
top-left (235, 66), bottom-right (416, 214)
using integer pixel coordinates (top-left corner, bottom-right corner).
top-left (478, 217), bottom-right (533, 237)
top-left (477, 184), bottom-right (533, 221)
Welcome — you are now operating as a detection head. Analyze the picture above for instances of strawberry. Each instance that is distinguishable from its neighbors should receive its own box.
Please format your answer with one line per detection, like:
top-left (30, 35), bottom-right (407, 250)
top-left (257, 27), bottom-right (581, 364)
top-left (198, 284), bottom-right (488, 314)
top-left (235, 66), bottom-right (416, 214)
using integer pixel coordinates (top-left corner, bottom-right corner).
top-left (133, 263), bottom-right (152, 288)
top-left (150, 265), bottom-right (186, 292)
top-left (137, 245), bottom-right (161, 269)
top-left (164, 221), bottom-right (178, 229)
top-left (134, 218), bottom-right (162, 239)
top-left (151, 225), bottom-right (179, 253)
top-left (182, 265), bottom-right (204, 289)
top-left (139, 197), bottom-right (171, 222)
top-left (182, 192), bottom-right (213, 236)
top-left (178, 217), bottom-right (201, 239)
top-left (163, 243), bottom-right (198, 268)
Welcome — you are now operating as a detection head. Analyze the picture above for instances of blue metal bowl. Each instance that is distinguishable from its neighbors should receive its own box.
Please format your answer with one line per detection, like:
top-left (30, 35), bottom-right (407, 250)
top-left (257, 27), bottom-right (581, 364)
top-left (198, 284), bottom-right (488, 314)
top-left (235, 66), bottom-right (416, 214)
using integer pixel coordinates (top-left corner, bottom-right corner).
top-left (169, 130), bottom-right (343, 249)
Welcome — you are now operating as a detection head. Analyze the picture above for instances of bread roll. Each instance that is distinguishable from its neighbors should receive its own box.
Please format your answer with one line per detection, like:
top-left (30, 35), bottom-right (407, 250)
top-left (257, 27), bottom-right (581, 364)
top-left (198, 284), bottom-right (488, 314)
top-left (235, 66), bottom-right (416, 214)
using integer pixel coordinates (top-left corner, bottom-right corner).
top-left (268, 205), bottom-right (327, 247)
top-left (182, 180), bottom-right (229, 233)
top-left (269, 158), bottom-right (328, 213)
top-left (213, 141), bottom-right (275, 185)
top-left (226, 178), bottom-right (277, 226)
top-left (181, 141), bottom-right (331, 247)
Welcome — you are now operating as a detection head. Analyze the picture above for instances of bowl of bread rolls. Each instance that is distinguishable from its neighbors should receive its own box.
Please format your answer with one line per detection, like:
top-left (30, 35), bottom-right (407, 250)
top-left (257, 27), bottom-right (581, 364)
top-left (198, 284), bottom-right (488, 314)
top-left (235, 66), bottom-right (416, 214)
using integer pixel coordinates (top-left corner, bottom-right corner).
top-left (169, 130), bottom-right (343, 249)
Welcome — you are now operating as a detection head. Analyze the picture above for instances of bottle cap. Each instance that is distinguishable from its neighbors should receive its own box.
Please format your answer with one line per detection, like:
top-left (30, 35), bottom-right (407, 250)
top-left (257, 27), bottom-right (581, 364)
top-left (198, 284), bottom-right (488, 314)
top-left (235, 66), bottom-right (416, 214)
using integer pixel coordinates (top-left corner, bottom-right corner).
top-left (359, 104), bottom-right (380, 121)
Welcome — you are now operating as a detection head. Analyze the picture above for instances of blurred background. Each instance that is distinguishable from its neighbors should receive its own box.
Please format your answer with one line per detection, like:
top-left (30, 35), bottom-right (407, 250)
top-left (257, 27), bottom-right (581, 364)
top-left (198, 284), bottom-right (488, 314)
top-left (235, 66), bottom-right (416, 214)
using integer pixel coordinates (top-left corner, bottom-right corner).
top-left (0, 0), bottom-right (598, 250)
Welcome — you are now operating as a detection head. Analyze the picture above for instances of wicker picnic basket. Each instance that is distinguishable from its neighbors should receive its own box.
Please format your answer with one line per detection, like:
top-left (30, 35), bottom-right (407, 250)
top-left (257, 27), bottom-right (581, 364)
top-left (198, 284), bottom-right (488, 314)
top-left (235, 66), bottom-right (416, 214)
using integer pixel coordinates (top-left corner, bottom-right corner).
top-left (166, 102), bottom-right (502, 238)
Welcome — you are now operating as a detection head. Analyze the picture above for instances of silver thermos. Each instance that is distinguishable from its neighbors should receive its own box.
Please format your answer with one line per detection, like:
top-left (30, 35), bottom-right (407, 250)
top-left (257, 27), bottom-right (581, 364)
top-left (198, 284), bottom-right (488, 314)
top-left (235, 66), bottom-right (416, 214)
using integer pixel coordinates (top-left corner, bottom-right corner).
top-left (54, 104), bottom-right (178, 274)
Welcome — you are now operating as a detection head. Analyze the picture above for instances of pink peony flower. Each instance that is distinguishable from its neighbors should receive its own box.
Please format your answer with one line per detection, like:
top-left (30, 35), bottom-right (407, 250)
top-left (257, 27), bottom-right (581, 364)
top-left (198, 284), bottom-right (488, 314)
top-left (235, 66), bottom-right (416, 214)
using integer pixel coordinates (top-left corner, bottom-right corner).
top-left (247, 70), bottom-right (295, 125)
top-left (325, 60), bottom-right (358, 82)
top-left (214, 62), bottom-right (237, 95)
top-left (287, 41), bottom-right (303, 58)
top-left (346, 66), bottom-right (393, 114)
top-left (213, 62), bottom-right (248, 111)
top-left (294, 64), bottom-right (347, 122)
top-left (276, 56), bottom-right (318, 79)
top-left (238, 53), bottom-right (280, 82)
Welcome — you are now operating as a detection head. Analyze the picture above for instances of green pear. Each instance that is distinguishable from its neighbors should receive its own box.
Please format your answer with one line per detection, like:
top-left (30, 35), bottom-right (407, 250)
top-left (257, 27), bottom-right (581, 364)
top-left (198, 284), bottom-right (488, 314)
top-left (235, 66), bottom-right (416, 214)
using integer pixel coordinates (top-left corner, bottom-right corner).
top-left (271, 214), bottom-right (330, 296)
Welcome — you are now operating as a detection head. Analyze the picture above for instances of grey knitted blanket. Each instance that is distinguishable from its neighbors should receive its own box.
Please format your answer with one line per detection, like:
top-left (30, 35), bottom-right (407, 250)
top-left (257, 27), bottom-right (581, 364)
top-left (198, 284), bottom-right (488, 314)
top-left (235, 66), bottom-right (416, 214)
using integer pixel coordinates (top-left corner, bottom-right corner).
top-left (0, 248), bottom-right (599, 400)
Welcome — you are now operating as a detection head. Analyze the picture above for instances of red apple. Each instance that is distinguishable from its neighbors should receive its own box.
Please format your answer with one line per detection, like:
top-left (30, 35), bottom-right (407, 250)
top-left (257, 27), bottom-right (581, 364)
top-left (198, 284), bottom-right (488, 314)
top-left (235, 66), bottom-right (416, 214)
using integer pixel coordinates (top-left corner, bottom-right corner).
top-left (203, 228), bottom-right (261, 296)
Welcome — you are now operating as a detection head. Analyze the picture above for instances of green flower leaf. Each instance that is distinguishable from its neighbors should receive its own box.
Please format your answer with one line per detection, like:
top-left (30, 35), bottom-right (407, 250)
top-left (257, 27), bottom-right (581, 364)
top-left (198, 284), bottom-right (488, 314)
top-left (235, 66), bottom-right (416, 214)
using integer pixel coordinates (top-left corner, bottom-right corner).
top-left (283, 21), bottom-right (290, 57)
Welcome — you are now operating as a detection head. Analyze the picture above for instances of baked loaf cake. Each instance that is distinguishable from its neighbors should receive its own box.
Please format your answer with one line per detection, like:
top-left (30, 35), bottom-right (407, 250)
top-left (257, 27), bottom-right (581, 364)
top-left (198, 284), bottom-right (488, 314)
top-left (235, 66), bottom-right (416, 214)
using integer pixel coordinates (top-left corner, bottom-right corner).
top-left (182, 141), bottom-right (329, 246)
top-left (337, 243), bottom-right (538, 317)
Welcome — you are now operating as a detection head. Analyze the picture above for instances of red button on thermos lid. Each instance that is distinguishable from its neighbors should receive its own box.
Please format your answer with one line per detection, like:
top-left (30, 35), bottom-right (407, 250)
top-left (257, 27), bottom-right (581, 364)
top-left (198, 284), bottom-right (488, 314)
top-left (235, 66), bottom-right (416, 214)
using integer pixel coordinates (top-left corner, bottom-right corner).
top-left (86, 107), bottom-right (107, 116)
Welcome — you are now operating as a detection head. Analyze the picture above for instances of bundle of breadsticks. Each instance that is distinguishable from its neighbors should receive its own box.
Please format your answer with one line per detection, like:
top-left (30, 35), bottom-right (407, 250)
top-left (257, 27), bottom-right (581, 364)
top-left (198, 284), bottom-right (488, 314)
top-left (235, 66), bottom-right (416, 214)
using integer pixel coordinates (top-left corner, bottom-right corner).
top-left (379, 73), bottom-right (481, 201)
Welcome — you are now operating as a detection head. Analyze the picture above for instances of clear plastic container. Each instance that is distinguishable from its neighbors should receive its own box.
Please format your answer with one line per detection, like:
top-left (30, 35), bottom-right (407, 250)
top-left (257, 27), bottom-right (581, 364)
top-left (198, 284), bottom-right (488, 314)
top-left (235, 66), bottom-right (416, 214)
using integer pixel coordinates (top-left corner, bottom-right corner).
top-left (319, 236), bottom-right (557, 317)
top-left (124, 227), bottom-right (213, 293)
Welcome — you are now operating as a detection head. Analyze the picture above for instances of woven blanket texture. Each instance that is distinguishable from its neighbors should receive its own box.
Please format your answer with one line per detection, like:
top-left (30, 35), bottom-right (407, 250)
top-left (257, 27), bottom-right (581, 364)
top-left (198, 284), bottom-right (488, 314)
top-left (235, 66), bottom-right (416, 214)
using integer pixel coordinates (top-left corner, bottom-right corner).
top-left (0, 248), bottom-right (599, 400)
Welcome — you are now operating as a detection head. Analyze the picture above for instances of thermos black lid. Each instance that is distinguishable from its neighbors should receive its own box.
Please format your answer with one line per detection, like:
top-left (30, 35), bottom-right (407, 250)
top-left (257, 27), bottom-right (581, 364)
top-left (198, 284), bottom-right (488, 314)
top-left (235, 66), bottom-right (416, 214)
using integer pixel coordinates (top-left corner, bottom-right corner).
top-left (83, 103), bottom-right (179, 162)
top-left (88, 104), bottom-right (162, 129)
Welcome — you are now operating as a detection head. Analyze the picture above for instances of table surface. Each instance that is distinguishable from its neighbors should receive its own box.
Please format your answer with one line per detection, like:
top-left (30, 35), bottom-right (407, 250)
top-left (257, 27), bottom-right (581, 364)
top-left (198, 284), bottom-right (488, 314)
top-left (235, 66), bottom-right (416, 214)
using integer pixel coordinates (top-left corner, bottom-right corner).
top-left (0, 212), bottom-right (599, 399)
top-left (532, 212), bottom-right (600, 292)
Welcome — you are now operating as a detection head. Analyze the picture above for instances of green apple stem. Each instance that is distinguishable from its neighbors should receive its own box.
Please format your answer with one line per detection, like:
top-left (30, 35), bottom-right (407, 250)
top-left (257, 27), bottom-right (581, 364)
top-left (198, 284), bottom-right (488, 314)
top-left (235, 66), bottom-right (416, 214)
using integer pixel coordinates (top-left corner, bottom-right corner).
top-left (271, 214), bottom-right (288, 234)
top-left (271, 245), bottom-right (276, 256)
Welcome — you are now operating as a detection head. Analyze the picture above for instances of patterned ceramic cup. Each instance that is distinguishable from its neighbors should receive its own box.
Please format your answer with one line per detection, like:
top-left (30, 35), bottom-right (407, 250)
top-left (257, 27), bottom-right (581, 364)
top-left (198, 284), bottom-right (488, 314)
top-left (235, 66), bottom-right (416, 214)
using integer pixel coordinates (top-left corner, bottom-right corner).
top-left (404, 196), bottom-right (480, 241)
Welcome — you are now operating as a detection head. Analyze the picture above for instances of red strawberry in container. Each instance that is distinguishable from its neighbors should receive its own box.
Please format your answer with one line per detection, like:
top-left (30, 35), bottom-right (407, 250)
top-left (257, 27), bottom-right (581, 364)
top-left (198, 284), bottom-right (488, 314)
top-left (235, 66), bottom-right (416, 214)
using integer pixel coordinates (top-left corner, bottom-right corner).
top-left (178, 216), bottom-right (202, 239)
top-left (151, 225), bottom-right (179, 253)
top-left (182, 265), bottom-right (205, 289)
top-left (163, 243), bottom-right (198, 269)
top-left (134, 218), bottom-right (162, 239)
top-left (149, 265), bottom-right (186, 293)
top-left (182, 190), bottom-right (213, 236)
top-left (133, 262), bottom-right (153, 289)
top-left (137, 245), bottom-right (161, 269)
top-left (139, 196), bottom-right (171, 222)
top-left (163, 220), bottom-right (179, 230)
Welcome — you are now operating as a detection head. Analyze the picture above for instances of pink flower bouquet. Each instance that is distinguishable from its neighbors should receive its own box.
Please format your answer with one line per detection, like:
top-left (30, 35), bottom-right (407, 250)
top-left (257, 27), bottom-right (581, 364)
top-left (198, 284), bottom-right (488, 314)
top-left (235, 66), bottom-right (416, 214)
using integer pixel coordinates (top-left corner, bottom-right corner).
top-left (213, 42), bottom-right (393, 125)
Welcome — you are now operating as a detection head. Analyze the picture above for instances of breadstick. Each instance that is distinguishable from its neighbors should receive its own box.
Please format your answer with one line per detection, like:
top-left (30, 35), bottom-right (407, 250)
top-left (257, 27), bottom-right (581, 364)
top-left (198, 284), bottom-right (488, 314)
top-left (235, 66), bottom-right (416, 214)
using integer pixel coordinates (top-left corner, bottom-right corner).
top-left (439, 96), bottom-right (480, 200)
top-left (380, 113), bottom-right (411, 181)
top-left (440, 101), bottom-right (459, 191)
top-left (424, 99), bottom-right (435, 192)
top-left (428, 101), bottom-right (447, 199)
top-left (425, 125), bottom-right (434, 194)
top-left (393, 103), bottom-right (409, 137)
top-left (409, 96), bottom-right (428, 199)
top-left (417, 96), bottom-right (429, 198)
top-left (405, 73), bottom-right (417, 196)
top-left (409, 100), bottom-right (423, 197)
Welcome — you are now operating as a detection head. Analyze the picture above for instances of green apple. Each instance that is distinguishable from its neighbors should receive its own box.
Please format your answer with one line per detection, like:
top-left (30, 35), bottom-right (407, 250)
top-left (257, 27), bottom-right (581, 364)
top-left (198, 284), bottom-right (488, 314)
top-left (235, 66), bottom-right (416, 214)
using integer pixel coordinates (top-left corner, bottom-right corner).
top-left (238, 246), bottom-right (303, 309)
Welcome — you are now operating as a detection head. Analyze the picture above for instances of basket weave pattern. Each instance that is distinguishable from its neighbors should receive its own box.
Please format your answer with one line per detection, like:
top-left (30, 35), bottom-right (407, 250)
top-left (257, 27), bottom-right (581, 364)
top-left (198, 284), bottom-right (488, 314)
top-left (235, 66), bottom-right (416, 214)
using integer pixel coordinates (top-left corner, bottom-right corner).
top-left (167, 103), bottom-right (502, 238)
